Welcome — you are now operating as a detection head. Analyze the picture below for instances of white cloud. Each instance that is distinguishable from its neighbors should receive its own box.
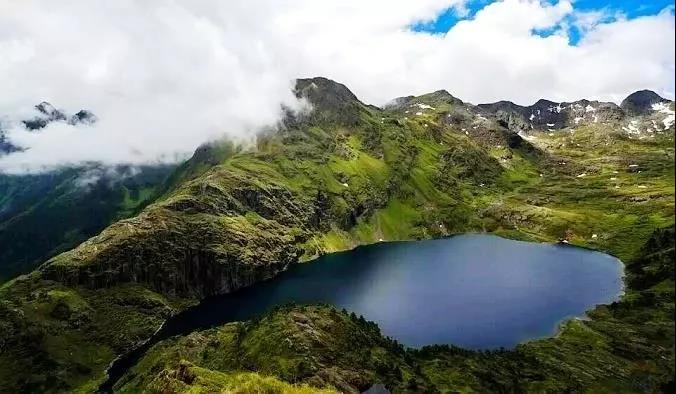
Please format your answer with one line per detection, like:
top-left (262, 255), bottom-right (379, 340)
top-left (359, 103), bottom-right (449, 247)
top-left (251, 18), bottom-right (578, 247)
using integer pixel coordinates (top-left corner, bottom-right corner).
top-left (0, 0), bottom-right (673, 173)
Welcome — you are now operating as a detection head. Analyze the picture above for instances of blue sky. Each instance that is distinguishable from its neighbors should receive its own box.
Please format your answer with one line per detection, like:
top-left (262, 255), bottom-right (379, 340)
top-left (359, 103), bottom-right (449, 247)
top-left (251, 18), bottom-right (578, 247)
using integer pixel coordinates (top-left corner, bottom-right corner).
top-left (412, 0), bottom-right (675, 44)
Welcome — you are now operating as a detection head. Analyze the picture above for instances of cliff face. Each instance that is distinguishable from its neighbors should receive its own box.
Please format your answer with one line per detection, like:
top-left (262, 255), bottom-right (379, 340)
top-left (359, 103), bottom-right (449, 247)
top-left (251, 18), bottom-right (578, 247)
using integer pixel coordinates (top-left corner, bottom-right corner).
top-left (40, 208), bottom-right (302, 298)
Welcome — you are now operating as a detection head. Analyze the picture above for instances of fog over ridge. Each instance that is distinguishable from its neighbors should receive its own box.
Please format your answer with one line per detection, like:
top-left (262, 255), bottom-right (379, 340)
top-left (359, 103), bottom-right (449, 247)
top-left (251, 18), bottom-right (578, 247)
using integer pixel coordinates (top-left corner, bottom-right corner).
top-left (0, 0), bottom-right (673, 173)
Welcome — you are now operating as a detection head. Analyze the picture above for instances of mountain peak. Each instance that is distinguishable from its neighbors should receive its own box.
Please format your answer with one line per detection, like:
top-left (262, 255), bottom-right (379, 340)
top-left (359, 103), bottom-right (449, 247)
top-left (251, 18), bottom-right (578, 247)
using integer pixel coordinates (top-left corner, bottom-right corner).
top-left (292, 77), bottom-right (366, 126)
top-left (418, 89), bottom-right (464, 106)
top-left (21, 102), bottom-right (97, 130)
top-left (621, 90), bottom-right (670, 116)
top-left (295, 77), bottom-right (360, 104)
top-left (532, 99), bottom-right (558, 108)
top-left (477, 100), bottom-right (525, 113)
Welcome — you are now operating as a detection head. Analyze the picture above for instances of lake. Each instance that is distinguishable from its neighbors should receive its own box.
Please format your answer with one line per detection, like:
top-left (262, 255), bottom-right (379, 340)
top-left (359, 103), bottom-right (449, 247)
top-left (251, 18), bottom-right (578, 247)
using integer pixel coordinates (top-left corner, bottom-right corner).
top-left (101, 234), bottom-right (624, 391)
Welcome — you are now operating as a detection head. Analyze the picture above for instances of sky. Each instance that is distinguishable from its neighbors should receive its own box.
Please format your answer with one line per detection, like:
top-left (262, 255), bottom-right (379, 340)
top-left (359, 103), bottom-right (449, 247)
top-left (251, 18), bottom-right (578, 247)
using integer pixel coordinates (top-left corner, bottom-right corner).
top-left (0, 0), bottom-right (674, 173)
top-left (413, 0), bottom-right (675, 43)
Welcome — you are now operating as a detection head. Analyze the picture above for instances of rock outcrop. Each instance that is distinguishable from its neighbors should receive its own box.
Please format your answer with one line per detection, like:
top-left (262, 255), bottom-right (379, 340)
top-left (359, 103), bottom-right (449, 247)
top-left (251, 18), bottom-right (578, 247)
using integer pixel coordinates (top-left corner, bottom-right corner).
top-left (620, 89), bottom-right (670, 116)
top-left (478, 98), bottom-right (624, 131)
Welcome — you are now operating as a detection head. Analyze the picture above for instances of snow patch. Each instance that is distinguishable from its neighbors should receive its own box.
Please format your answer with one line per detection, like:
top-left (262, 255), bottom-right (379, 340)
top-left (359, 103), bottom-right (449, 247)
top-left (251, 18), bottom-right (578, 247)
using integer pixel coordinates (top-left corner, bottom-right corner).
top-left (623, 120), bottom-right (641, 135)
top-left (518, 130), bottom-right (534, 141)
top-left (652, 102), bottom-right (673, 113)
top-left (651, 102), bottom-right (675, 129)
top-left (413, 103), bottom-right (435, 110)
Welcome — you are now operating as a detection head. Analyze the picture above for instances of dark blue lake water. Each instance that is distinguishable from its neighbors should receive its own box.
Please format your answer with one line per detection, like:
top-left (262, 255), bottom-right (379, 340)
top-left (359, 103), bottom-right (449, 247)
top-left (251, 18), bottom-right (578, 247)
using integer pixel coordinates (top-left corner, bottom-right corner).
top-left (101, 234), bottom-right (623, 391)
top-left (160, 234), bottom-right (623, 349)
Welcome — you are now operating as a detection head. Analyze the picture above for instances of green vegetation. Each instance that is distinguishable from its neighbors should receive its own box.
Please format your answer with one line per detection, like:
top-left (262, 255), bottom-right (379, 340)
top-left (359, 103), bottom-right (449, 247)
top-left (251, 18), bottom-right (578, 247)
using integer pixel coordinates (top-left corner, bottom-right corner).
top-left (0, 164), bottom-right (174, 282)
top-left (0, 78), bottom-right (673, 392)
top-left (116, 304), bottom-right (427, 393)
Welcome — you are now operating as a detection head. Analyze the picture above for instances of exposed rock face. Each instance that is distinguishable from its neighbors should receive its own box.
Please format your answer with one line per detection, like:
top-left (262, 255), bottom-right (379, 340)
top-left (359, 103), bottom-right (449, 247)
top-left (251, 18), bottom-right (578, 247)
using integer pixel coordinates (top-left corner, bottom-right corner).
top-left (22, 101), bottom-right (96, 130)
top-left (41, 207), bottom-right (303, 298)
top-left (293, 77), bottom-right (369, 126)
top-left (478, 98), bottom-right (624, 131)
top-left (621, 90), bottom-right (670, 116)
top-left (1, 102), bottom-right (97, 154)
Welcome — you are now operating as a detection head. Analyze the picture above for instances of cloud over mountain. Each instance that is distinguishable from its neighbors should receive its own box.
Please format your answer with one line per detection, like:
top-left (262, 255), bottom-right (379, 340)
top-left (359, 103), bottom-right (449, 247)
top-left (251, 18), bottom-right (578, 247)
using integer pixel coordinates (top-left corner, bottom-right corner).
top-left (0, 0), bottom-right (673, 172)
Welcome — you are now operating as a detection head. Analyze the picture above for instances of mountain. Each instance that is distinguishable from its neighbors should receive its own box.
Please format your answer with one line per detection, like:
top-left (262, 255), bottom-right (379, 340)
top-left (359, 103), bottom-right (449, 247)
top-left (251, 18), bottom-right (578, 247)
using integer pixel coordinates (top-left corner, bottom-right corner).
top-left (0, 78), bottom-right (673, 392)
top-left (621, 89), bottom-right (671, 116)
top-left (1, 101), bottom-right (97, 154)
top-left (0, 104), bottom-right (175, 282)
top-left (21, 101), bottom-right (97, 130)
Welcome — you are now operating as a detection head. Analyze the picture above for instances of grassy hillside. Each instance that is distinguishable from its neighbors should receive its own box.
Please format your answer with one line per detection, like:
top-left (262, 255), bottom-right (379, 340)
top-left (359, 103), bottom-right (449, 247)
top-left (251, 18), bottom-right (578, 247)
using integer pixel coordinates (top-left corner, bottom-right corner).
top-left (0, 165), bottom-right (175, 282)
top-left (0, 78), bottom-right (673, 392)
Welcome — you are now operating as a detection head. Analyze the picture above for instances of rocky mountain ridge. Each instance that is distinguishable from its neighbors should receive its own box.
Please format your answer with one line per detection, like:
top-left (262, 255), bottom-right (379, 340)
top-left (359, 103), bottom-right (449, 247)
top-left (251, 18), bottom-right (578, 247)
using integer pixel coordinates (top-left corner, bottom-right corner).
top-left (382, 86), bottom-right (674, 143)
top-left (0, 101), bottom-right (97, 154)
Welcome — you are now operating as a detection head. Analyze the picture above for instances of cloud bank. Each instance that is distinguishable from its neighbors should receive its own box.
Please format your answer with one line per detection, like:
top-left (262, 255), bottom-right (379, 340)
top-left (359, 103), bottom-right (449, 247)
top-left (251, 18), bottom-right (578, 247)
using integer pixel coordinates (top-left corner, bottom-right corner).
top-left (0, 0), bottom-right (673, 172)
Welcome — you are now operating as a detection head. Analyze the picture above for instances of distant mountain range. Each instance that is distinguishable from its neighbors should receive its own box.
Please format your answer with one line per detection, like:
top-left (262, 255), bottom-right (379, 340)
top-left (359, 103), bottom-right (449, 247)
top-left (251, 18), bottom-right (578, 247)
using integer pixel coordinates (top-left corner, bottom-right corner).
top-left (386, 86), bottom-right (674, 134)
